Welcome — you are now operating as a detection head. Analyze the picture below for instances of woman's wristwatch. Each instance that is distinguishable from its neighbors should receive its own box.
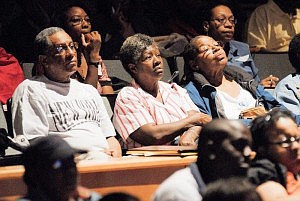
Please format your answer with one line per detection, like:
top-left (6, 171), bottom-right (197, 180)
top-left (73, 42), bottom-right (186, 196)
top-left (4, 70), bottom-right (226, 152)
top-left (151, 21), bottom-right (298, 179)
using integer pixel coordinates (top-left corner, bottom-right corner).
top-left (88, 61), bottom-right (101, 68)
top-left (88, 61), bottom-right (102, 76)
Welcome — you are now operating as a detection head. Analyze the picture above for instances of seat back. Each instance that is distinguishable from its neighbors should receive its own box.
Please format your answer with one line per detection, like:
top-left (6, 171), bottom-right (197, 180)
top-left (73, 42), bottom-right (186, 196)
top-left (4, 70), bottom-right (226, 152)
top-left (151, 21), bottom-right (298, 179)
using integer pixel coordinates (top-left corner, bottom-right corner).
top-left (252, 53), bottom-right (295, 80)
top-left (21, 62), bottom-right (35, 79)
top-left (162, 58), bottom-right (173, 83)
top-left (175, 56), bottom-right (185, 82)
top-left (0, 103), bottom-right (8, 132)
top-left (101, 94), bottom-right (117, 119)
top-left (100, 94), bottom-right (126, 154)
top-left (0, 101), bottom-right (22, 160)
top-left (103, 58), bottom-right (173, 83)
top-left (104, 60), bottom-right (132, 83)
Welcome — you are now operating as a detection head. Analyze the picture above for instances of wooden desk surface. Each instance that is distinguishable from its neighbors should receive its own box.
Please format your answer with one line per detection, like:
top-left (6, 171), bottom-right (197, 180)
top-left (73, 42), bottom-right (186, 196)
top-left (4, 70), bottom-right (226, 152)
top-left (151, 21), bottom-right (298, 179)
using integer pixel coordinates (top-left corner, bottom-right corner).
top-left (0, 156), bottom-right (196, 201)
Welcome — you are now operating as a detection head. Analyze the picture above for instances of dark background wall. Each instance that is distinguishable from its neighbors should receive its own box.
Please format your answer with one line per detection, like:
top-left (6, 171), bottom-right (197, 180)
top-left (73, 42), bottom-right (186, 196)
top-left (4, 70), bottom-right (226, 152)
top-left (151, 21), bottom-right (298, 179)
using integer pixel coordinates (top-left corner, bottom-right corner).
top-left (0, 0), bottom-right (268, 62)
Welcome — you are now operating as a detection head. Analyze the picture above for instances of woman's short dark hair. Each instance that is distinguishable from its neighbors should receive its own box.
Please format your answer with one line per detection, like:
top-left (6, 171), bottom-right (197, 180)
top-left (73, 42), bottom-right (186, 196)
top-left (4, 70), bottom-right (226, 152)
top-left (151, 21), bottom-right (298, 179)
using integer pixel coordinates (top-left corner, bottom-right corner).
top-left (51, 3), bottom-right (92, 30)
top-left (182, 35), bottom-right (205, 82)
top-left (199, 0), bottom-right (233, 34)
top-left (119, 33), bottom-right (154, 76)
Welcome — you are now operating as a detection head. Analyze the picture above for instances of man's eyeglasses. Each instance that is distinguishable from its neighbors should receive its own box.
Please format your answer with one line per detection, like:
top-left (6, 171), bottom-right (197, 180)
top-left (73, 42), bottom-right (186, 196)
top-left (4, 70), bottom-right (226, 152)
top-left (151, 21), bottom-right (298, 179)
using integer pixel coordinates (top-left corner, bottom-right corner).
top-left (53, 42), bottom-right (78, 55)
top-left (199, 41), bottom-right (224, 54)
top-left (69, 17), bottom-right (91, 26)
top-left (211, 16), bottom-right (237, 26)
top-left (269, 135), bottom-right (300, 148)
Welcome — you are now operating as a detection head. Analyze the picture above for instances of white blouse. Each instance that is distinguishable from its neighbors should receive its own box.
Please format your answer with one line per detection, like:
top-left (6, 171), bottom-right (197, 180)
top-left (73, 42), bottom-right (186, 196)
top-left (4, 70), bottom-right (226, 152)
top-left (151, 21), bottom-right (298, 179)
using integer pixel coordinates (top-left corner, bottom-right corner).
top-left (216, 85), bottom-right (256, 119)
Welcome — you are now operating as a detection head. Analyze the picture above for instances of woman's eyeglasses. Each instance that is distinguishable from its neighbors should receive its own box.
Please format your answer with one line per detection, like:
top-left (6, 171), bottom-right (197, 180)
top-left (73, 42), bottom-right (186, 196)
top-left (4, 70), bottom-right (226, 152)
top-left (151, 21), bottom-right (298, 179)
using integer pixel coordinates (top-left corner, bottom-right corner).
top-left (269, 135), bottom-right (300, 148)
top-left (69, 17), bottom-right (91, 26)
top-left (211, 16), bottom-right (237, 26)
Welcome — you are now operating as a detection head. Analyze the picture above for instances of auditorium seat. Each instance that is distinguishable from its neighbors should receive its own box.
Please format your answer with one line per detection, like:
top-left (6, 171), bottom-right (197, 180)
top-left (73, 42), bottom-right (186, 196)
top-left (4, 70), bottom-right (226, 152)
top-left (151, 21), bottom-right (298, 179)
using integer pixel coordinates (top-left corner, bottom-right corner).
top-left (175, 56), bottom-right (185, 82)
top-left (0, 102), bottom-right (22, 166)
top-left (103, 60), bottom-right (132, 83)
top-left (101, 94), bottom-right (117, 119)
top-left (103, 58), bottom-right (173, 83)
top-left (21, 62), bottom-right (34, 79)
top-left (0, 103), bottom-right (8, 134)
top-left (252, 53), bottom-right (295, 80)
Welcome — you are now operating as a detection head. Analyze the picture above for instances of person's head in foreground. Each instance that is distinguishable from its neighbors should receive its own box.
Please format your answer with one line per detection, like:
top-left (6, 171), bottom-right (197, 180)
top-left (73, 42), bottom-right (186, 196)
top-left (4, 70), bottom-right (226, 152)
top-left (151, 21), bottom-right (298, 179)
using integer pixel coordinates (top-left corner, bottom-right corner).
top-left (22, 135), bottom-right (85, 201)
top-left (119, 33), bottom-right (164, 84)
top-left (99, 192), bottom-right (140, 201)
top-left (250, 108), bottom-right (300, 174)
top-left (202, 177), bottom-right (262, 201)
top-left (197, 119), bottom-right (253, 183)
top-left (152, 119), bottom-right (253, 201)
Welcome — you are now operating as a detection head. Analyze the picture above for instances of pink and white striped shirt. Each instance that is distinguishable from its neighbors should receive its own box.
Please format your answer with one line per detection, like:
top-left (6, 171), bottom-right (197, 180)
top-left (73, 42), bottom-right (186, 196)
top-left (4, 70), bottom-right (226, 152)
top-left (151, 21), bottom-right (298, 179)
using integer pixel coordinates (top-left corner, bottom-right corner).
top-left (113, 80), bottom-right (199, 149)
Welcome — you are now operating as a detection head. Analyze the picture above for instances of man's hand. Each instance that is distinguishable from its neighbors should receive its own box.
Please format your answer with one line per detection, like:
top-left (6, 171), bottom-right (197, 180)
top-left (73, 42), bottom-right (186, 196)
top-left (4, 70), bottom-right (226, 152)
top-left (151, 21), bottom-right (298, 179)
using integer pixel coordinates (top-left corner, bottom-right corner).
top-left (105, 136), bottom-right (122, 158)
top-left (260, 75), bottom-right (279, 88)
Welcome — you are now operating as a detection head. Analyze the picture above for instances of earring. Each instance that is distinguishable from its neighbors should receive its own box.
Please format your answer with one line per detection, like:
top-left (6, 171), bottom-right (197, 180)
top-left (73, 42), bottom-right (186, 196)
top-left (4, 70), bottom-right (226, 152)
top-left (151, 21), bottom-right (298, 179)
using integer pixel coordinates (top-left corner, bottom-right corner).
top-left (205, 29), bottom-right (209, 36)
top-left (207, 139), bottom-right (214, 145)
top-left (209, 154), bottom-right (216, 160)
top-left (203, 27), bottom-right (209, 35)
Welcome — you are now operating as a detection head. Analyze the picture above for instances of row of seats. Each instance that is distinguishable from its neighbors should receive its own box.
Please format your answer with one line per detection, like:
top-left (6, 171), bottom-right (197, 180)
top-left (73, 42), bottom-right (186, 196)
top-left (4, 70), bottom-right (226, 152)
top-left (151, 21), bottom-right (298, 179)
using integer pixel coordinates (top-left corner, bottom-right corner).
top-left (106, 53), bottom-right (292, 83)
top-left (21, 53), bottom-right (295, 84)
top-left (17, 54), bottom-right (298, 127)
top-left (21, 58), bottom-right (176, 82)
top-left (17, 53), bottom-right (298, 127)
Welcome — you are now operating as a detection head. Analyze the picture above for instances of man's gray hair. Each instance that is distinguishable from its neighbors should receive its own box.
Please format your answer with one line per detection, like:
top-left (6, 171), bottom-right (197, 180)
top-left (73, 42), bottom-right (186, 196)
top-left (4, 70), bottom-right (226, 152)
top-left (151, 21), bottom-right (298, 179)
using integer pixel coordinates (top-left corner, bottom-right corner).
top-left (34, 27), bottom-right (65, 57)
top-left (119, 33), bottom-right (154, 76)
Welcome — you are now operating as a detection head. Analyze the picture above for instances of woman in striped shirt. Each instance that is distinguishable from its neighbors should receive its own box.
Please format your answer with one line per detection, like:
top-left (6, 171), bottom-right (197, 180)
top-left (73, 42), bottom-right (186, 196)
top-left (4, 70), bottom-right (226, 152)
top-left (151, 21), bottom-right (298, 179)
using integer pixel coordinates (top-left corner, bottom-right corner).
top-left (113, 33), bottom-right (211, 149)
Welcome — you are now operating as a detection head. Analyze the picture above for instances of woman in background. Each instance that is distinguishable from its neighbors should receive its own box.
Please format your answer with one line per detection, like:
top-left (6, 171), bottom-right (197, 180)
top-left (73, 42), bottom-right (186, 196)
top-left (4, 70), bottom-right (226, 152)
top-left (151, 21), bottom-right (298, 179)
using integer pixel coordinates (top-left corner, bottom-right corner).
top-left (51, 3), bottom-right (114, 94)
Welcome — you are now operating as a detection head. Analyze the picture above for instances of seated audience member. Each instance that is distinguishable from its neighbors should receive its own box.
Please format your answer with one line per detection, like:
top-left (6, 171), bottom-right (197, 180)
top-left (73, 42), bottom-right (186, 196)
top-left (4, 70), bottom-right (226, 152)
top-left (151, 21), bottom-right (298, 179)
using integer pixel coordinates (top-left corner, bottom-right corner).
top-left (113, 33), bottom-right (212, 149)
top-left (99, 192), bottom-right (140, 201)
top-left (274, 34), bottom-right (300, 115)
top-left (0, 47), bottom-right (24, 104)
top-left (249, 108), bottom-right (300, 200)
top-left (183, 35), bottom-right (283, 123)
top-left (11, 27), bottom-right (121, 159)
top-left (247, 0), bottom-right (300, 52)
top-left (153, 119), bottom-right (253, 201)
top-left (201, 1), bottom-right (279, 88)
top-left (102, 0), bottom-right (189, 59)
top-left (51, 4), bottom-right (114, 94)
top-left (202, 177), bottom-right (262, 201)
top-left (19, 135), bottom-right (101, 201)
